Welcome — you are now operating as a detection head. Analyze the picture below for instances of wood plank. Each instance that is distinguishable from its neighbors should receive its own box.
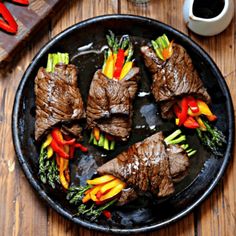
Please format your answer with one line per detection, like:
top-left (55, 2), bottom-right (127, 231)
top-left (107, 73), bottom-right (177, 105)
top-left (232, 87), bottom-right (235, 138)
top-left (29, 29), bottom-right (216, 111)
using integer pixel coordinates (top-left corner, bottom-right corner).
top-left (0, 27), bottom-right (50, 236)
top-left (191, 14), bottom-right (236, 236)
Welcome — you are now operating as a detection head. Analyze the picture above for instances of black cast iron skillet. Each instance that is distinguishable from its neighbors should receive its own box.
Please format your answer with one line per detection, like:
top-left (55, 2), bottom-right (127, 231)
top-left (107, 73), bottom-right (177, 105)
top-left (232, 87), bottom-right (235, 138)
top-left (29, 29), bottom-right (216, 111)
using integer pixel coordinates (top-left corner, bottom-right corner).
top-left (12, 15), bottom-right (234, 234)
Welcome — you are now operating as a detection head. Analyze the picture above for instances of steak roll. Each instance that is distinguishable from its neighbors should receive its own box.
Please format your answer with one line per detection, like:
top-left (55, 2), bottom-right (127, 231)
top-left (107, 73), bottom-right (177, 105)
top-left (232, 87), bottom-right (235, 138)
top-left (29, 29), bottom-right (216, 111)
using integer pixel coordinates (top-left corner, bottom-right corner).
top-left (141, 38), bottom-right (211, 119)
top-left (97, 132), bottom-right (189, 205)
top-left (35, 63), bottom-right (85, 141)
top-left (87, 67), bottom-right (139, 141)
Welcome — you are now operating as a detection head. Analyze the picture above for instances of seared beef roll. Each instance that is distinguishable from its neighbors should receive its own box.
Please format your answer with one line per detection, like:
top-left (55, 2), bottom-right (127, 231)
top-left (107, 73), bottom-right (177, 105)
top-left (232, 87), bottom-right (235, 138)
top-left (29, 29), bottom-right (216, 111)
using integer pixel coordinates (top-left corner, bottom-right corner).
top-left (97, 132), bottom-right (189, 205)
top-left (86, 32), bottom-right (140, 146)
top-left (141, 37), bottom-right (211, 119)
top-left (86, 68), bottom-right (139, 141)
top-left (35, 63), bottom-right (85, 141)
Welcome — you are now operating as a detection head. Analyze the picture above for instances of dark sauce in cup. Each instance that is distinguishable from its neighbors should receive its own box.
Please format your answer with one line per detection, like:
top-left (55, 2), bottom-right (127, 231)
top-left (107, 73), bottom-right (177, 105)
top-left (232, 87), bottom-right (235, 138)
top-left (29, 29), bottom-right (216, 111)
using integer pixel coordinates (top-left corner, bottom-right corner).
top-left (193, 0), bottom-right (225, 18)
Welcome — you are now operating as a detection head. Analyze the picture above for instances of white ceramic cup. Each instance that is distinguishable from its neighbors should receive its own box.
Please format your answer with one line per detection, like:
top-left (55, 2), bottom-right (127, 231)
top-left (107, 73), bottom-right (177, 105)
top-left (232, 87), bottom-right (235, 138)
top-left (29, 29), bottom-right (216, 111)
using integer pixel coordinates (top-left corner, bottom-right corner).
top-left (183, 0), bottom-right (234, 36)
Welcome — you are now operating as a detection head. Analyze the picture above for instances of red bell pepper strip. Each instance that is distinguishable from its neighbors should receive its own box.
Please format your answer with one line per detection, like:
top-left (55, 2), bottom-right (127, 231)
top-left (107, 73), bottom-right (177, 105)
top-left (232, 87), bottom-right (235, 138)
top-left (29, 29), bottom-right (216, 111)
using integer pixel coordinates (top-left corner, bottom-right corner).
top-left (183, 116), bottom-right (199, 129)
top-left (102, 210), bottom-right (112, 219)
top-left (74, 143), bottom-right (88, 152)
top-left (113, 49), bottom-right (125, 80)
top-left (174, 97), bottom-right (188, 126)
top-left (50, 139), bottom-right (69, 159)
top-left (0, 3), bottom-right (18, 34)
top-left (186, 96), bottom-right (199, 113)
top-left (96, 190), bottom-right (103, 199)
top-left (11, 0), bottom-right (29, 5)
top-left (51, 128), bottom-right (75, 146)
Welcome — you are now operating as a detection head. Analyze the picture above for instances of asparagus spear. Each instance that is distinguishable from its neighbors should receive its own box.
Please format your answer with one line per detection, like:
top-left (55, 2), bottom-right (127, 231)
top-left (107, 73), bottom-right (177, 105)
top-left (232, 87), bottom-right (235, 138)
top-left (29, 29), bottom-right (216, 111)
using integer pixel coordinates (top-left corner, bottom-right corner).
top-left (46, 52), bottom-right (69, 72)
top-left (196, 120), bottom-right (226, 156)
top-left (164, 129), bottom-right (196, 157)
top-left (67, 185), bottom-right (92, 205)
top-left (39, 146), bottom-right (59, 188)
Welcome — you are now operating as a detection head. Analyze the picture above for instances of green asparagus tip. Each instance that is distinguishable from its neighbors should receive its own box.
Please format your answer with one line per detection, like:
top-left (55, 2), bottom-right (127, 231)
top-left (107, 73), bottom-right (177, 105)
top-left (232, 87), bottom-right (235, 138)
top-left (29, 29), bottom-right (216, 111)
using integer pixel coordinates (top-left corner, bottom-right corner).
top-left (188, 150), bottom-right (197, 157)
top-left (164, 129), bottom-right (182, 145)
top-left (110, 140), bottom-right (115, 150)
top-left (98, 134), bottom-right (105, 147)
top-left (104, 137), bottom-right (109, 150)
top-left (89, 132), bottom-right (94, 144)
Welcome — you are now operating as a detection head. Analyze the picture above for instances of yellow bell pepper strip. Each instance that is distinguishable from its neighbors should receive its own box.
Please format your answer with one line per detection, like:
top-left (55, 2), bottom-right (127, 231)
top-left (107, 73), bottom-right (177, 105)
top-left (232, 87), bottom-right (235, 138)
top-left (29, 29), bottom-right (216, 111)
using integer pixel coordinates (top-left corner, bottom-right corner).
top-left (99, 182), bottom-right (126, 201)
top-left (196, 100), bottom-right (215, 116)
top-left (100, 179), bottom-right (123, 194)
top-left (183, 116), bottom-right (199, 129)
top-left (120, 61), bottom-right (133, 80)
top-left (195, 116), bottom-right (207, 131)
top-left (51, 128), bottom-right (75, 146)
top-left (59, 170), bottom-right (69, 189)
top-left (42, 134), bottom-right (53, 149)
top-left (87, 175), bottom-right (115, 185)
top-left (89, 185), bottom-right (102, 201)
top-left (59, 156), bottom-right (70, 189)
top-left (120, 45), bottom-right (134, 80)
top-left (175, 118), bottom-right (180, 126)
top-left (93, 127), bottom-right (100, 141)
top-left (103, 50), bottom-right (114, 79)
top-left (47, 146), bottom-right (54, 158)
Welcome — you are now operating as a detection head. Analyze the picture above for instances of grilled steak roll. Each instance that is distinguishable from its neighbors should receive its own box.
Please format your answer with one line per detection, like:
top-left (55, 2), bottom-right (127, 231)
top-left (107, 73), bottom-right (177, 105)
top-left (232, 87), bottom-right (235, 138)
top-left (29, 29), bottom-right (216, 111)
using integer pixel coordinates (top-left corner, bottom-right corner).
top-left (97, 132), bottom-right (189, 205)
top-left (34, 63), bottom-right (85, 141)
top-left (86, 68), bottom-right (139, 141)
top-left (141, 43), bottom-right (211, 119)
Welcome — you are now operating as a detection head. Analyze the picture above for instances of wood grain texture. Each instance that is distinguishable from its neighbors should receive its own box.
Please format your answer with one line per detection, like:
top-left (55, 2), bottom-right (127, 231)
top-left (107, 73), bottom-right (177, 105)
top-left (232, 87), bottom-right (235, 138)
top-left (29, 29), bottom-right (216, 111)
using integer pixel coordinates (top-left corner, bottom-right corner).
top-left (0, 0), bottom-right (235, 235)
top-left (0, 0), bottom-right (64, 63)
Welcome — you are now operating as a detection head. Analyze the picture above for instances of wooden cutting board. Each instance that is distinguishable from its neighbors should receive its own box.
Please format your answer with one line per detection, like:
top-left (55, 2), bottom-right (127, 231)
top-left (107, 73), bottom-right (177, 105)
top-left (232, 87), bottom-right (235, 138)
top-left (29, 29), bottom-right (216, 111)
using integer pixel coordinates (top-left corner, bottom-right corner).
top-left (0, 0), bottom-right (64, 64)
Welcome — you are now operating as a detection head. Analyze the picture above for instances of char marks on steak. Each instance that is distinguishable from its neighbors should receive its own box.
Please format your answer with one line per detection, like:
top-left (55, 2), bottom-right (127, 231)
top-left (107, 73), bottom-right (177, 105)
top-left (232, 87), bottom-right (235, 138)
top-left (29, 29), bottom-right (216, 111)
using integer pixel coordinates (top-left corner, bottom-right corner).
top-left (98, 132), bottom-right (189, 204)
top-left (35, 64), bottom-right (85, 141)
top-left (87, 68), bottom-right (139, 140)
top-left (141, 44), bottom-right (211, 119)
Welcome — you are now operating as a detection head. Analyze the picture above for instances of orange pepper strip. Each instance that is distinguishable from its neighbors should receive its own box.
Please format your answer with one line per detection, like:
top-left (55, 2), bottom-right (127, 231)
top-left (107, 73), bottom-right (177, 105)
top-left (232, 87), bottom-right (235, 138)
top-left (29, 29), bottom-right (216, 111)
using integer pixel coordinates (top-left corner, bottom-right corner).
top-left (99, 183), bottom-right (126, 201)
top-left (100, 178), bottom-right (123, 194)
top-left (87, 175), bottom-right (115, 185)
top-left (59, 145), bottom-right (70, 189)
top-left (82, 193), bottom-right (91, 203)
top-left (89, 185), bottom-right (103, 202)
top-left (207, 114), bottom-right (217, 122)
top-left (197, 100), bottom-right (214, 116)
top-left (93, 127), bottom-right (100, 141)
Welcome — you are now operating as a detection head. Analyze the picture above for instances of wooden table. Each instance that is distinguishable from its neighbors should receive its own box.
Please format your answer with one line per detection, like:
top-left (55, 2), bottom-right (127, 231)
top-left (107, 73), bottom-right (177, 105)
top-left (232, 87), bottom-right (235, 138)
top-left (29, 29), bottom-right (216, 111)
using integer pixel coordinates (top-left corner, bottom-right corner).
top-left (0, 0), bottom-right (235, 235)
